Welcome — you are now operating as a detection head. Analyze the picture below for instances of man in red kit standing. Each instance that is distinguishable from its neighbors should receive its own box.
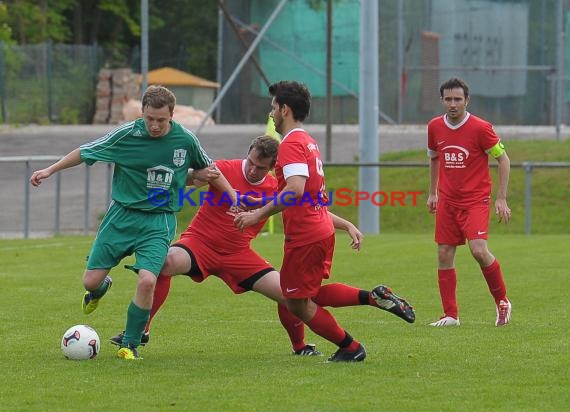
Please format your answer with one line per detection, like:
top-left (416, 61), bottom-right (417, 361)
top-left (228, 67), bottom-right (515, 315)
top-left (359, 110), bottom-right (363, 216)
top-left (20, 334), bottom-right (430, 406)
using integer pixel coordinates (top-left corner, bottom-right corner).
top-left (235, 81), bottom-right (415, 362)
top-left (427, 77), bottom-right (512, 327)
top-left (110, 135), bottom-right (415, 355)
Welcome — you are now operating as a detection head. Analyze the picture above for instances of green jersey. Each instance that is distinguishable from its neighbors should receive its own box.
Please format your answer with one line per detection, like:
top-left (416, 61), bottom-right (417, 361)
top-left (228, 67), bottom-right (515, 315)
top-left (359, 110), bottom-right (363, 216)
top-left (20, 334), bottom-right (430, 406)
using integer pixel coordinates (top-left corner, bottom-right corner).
top-left (80, 119), bottom-right (212, 212)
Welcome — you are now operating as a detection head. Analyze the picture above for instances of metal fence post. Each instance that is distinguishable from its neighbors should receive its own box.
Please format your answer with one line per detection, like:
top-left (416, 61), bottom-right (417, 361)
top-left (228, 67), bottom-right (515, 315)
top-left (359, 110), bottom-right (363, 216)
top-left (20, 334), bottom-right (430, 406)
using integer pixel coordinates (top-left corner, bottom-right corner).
top-left (54, 171), bottom-right (61, 235)
top-left (0, 41), bottom-right (6, 123)
top-left (523, 162), bottom-right (533, 235)
top-left (24, 161), bottom-right (30, 239)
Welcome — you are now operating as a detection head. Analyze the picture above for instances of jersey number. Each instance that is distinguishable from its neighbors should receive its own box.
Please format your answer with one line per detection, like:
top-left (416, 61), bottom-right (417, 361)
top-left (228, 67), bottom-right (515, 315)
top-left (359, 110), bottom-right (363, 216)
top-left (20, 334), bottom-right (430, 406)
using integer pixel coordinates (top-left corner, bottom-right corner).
top-left (315, 157), bottom-right (324, 176)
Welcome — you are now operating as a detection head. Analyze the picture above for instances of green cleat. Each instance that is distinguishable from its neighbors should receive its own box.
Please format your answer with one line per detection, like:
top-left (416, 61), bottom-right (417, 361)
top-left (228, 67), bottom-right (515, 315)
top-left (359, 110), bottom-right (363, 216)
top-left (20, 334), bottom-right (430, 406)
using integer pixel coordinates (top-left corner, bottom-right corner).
top-left (82, 276), bottom-right (112, 314)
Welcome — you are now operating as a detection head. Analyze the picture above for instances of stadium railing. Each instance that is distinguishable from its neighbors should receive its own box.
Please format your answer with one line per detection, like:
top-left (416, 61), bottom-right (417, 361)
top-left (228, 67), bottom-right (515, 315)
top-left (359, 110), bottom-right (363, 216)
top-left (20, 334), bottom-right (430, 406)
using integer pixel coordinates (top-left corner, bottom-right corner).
top-left (1, 157), bottom-right (569, 238)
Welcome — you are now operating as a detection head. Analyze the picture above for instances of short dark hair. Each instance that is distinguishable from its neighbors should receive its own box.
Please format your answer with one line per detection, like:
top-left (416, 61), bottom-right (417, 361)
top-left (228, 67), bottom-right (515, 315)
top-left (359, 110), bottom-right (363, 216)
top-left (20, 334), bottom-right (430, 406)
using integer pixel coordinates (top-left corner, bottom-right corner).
top-left (142, 85), bottom-right (176, 115)
top-left (268, 80), bottom-right (311, 122)
top-left (439, 77), bottom-right (469, 99)
top-left (248, 135), bottom-right (279, 167)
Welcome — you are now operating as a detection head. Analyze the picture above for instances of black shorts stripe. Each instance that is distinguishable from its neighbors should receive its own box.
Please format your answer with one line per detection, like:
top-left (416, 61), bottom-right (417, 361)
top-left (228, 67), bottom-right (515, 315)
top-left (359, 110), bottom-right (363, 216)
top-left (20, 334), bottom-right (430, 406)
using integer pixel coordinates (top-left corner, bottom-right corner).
top-left (238, 267), bottom-right (275, 291)
top-left (170, 243), bottom-right (203, 277)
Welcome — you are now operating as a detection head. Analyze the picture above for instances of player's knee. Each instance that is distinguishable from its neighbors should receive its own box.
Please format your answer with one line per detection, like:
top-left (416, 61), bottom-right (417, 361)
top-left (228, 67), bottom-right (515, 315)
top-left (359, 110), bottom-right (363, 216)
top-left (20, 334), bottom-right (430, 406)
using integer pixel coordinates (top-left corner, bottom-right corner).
top-left (437, 247), bottom-right (454, 265)
top-left (162, 247), bottom-right (189, 275)
top-left (469, 245), bottom-right (490, 264)
top-left (162, 253), bottom-right (177, 275)
top-left (137, 272), bottom-right (157, 295)
top-left (83, 271), bottom-right (106, 291)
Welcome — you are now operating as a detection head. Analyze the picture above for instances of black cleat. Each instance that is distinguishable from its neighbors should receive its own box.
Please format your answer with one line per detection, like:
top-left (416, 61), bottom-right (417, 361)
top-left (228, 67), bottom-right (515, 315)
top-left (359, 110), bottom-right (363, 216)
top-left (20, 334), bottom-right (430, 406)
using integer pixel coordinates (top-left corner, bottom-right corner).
top-left (293, 344), bottom-right (323, 356)
top-left (327, 343), bottom-right (367, 362)
top-left (371, 285), bottom-right (416, 323)
top-left (110, 330), bottom-right (150, 346)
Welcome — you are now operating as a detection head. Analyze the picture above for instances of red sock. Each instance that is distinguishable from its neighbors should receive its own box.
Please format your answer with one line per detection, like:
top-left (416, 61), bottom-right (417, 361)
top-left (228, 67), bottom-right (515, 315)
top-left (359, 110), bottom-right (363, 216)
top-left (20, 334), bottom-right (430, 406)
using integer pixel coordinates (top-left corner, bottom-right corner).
top-left (481, 259), bottom-right (507, 304)
top-left (312, 283), bottom-right (363, 307)
top-left (145, 273), bottom-right (172, 333)
top-left (306, 306), bottom-right (359, 349)
top-left (277, 303), bottom-right (306, 352)
top-left (438, 268), bottom-right (458, 319)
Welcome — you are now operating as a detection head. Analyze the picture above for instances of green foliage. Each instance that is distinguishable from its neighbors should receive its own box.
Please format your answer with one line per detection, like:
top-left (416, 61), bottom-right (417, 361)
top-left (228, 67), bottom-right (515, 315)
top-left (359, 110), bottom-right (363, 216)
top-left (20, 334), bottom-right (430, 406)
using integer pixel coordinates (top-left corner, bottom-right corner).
top-left (58, 106), bottom-right (80, 124)
top-left (0, 234), bottom-right (568, 410)
top-left (3, 62), bottom-right (96, 124)
top-left (6, 0), bottom-right (74, 43)
top-left (147, 0), bottom-right (218, 78)
top-left (99, 0), bottom-right (141, 36)
top-left (0, 2), bottom-right (13, 42)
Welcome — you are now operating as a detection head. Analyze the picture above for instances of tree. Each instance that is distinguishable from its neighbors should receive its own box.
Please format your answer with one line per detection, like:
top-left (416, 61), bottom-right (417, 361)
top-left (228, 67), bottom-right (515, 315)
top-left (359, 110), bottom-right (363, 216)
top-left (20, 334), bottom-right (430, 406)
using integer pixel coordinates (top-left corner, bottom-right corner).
top-left (4, 0), bottom-right (75, 43)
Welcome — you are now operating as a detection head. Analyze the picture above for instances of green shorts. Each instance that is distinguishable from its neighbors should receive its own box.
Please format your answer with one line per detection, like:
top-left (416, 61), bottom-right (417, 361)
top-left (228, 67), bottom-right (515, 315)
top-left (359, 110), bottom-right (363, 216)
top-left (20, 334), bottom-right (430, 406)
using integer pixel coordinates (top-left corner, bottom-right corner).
top-left (86, 202), bottom-right (177, 276)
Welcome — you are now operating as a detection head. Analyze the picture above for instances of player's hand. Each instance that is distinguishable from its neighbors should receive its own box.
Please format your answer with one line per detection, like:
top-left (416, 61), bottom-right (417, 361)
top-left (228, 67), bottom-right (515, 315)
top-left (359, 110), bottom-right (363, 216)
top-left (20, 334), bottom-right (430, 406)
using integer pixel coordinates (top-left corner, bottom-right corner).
top-left (495, 198), bottom-right (511, 224)
top-left (193, 165), bottom-right (220, 182)
top-left (426, 194), bottom-right (437, 214)
top-left (347, 225), bottom-right (363, 251)
top-left (30, 168), bottom-right (52, 186)
top-left (225, 204), bottom-right (245, 216)
top-left (237, 194), bottom-right (264, 211)
top-left (234, 210), bottom-right (261, 231)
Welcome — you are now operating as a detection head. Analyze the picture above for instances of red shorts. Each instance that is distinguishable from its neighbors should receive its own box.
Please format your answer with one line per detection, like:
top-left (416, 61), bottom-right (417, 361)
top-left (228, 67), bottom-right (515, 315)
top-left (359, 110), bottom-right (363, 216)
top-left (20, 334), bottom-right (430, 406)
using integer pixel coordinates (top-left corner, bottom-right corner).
top-left (435, 197), bottom-right (490, 245)
top-left (280, 235), bottom-right (335, 299)
top-left (172, 234), bottom-right (274, 294)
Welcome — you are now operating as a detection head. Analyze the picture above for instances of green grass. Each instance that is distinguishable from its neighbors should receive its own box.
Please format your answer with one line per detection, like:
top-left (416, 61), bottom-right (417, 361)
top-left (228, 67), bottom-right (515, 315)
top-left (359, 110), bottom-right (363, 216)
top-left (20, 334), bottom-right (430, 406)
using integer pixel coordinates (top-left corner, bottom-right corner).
top-left (0, 234), bottom-right (568, 411)
top-left (176, 139), bottom-right (570, 236)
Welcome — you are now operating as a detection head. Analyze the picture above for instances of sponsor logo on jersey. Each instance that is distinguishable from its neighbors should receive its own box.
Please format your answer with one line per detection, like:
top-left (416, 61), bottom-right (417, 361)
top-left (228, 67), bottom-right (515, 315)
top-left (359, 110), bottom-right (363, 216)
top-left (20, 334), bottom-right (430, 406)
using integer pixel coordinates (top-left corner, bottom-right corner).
top-left (147, 165), bottom-right (174, 189)
top-left (307, 143), bottom-right (318, 152)
top-left (442, 145), bottom-right (469, 169)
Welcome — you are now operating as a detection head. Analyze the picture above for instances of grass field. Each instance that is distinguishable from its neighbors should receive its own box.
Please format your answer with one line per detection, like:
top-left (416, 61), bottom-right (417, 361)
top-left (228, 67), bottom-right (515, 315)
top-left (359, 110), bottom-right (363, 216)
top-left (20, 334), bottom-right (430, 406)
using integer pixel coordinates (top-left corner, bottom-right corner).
top-left (1, 234), bottom-right (568, 411)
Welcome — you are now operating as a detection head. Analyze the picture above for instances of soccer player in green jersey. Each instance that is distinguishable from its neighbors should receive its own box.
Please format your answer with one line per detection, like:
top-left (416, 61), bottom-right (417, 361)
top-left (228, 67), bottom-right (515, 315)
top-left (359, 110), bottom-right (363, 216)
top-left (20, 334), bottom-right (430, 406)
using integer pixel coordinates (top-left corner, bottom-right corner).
top-left (30, 85), bottom-right (235, 360)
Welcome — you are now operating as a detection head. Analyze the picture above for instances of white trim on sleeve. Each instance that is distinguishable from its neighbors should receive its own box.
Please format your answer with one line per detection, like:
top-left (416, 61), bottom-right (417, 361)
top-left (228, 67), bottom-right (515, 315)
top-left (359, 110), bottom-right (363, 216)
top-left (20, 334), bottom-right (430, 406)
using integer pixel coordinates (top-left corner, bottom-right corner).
top-left (283, 163), bottom-right (309, 179)
top-left (427, 148), bottom-right (439, 158)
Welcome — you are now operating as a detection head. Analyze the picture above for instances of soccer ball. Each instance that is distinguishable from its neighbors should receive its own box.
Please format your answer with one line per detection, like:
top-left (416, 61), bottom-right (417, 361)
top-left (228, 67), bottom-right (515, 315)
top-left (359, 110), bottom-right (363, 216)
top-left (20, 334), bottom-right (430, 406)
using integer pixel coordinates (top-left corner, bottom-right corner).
top-left (61, 324), bottom-right (101, 360)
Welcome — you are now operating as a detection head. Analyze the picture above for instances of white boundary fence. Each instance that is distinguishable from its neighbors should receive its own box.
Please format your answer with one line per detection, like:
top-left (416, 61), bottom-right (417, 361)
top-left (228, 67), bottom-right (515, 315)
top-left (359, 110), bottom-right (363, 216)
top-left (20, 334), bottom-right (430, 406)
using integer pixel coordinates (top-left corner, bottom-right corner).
top-left (1, 156), bottom-right (568, 238)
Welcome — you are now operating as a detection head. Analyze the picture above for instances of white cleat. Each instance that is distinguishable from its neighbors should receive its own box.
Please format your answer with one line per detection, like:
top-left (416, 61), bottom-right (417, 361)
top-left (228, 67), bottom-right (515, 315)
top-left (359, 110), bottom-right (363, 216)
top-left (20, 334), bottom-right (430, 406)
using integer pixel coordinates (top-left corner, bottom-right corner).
top-left (495, 299), bottom-right (512, 326)
top-left (429, 316), bottom-right (460, 327)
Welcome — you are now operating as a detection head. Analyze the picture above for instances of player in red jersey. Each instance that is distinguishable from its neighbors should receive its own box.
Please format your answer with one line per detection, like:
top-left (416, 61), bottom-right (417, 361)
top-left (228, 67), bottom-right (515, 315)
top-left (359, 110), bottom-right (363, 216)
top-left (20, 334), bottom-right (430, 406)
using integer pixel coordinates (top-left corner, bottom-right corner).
top-left (235, 81), bottom-right (415, 362)
top-left (110, 135), bottom-right (414, 355)
top-left (426, 77), bottom-right (512, 327)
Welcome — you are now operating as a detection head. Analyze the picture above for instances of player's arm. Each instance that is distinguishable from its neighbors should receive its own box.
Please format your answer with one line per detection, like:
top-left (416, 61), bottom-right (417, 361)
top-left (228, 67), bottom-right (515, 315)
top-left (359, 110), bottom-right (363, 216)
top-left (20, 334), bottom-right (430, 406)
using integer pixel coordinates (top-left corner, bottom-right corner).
top-left (328, 211), bottom-right (363, 250)
top-left (30, 148), bottom-right (83, 186)
top-left (234, 175), bottom-right (306, 230)
top-left (427, 148), bottom-right (439, 214)
top-left (488, 141), bottom-right (511, 223)
top-left (208, 170), bottom-right (237, 205)
top-left (187, 166), bottom-right (220, 187)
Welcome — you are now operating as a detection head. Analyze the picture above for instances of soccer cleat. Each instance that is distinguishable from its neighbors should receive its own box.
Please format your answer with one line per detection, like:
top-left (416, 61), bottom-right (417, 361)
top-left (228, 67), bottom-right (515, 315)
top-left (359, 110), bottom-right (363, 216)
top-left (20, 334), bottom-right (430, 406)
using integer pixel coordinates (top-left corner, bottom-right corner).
top-left (370, 285), bottom-right (416, 323)
top-left (82, 276), bottom-right (112, 314)
top-left (110, 330), bottom-right (150, 346)
top-left (429, 316), bottom-right (460, 327)
top-left (117, 344), bottom-right (141, 360)
top-left (327, 343), bottom-right (367, 362)
top-left (293, 344), bottom-right (322, 356)
top-left (495, 299), bottom-right (512, 326)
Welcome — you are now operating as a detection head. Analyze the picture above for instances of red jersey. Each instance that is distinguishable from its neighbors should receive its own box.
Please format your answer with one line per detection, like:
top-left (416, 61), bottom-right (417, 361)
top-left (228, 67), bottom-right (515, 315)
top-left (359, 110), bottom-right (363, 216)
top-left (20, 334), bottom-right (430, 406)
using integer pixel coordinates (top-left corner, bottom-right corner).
top-left (427, 113), bottom-right (500, 207)
top-left (275, 128), bottom-right (334, 247)
top-left (183, 159), bottom-right (277, 253)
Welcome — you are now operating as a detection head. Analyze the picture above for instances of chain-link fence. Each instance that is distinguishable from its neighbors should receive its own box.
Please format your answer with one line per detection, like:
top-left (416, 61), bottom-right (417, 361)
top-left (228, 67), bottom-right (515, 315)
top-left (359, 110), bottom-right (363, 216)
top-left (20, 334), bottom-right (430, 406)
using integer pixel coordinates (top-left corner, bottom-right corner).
top-left (218, 0), bottom-right (566, 126)
top-left (0, 41), bottom-right (103, 124)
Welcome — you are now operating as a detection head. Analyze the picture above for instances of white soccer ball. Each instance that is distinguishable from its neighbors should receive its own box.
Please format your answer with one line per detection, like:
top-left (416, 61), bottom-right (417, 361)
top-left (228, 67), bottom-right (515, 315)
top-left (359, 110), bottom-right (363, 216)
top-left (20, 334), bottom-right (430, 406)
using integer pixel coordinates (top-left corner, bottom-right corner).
top-left (61, 324), bottom-right (101, 360)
